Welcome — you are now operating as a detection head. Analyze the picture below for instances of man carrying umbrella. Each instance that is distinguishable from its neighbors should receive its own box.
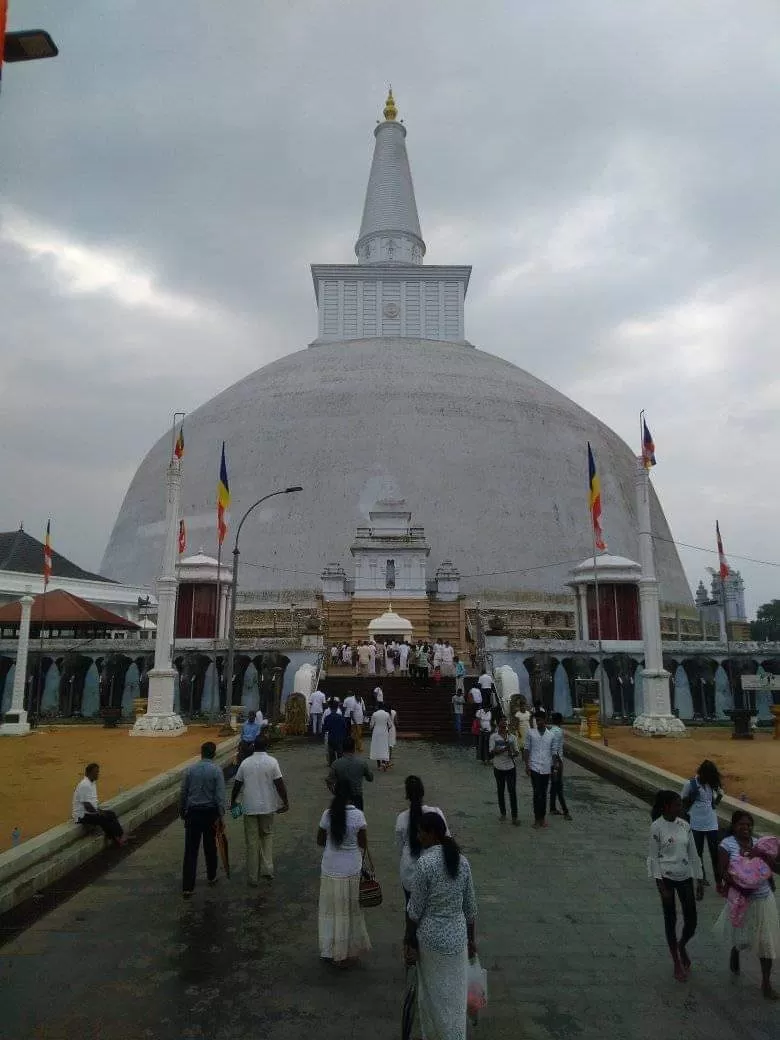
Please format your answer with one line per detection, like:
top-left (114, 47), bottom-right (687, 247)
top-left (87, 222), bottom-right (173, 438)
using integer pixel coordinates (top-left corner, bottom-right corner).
top-left (180, 741), bottom-right (226, 899)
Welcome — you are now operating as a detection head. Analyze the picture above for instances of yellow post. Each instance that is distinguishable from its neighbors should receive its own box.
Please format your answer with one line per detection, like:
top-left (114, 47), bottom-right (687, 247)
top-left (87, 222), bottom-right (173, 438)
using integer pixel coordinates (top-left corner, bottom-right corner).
top-left (770, 704), bottom-right (780, 740)
top-left (583, 701), bottom-right (603, 740)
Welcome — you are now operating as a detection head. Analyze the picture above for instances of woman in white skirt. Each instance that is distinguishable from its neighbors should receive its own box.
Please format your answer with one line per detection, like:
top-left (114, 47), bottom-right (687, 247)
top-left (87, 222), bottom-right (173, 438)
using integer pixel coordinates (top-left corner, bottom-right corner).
top-left (715, 808), bottom-right (779, 1000)
top-left (370, 704), bottom-right (392, 771)
top-left (405, 812), bottom-right (477, 1040)
top-left (317, 779), bottom-right (371, 966)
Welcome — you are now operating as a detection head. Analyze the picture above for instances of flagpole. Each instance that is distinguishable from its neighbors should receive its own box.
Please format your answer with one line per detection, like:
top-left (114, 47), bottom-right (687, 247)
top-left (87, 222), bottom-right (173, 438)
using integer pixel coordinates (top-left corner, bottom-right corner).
top-left (720, 573), bottom-right (736, 710)
top-left (591, 521), bottom-right (607, 745)
top-left (35, 577), bottom-right (46, 725)
top-left (214, 539), bottom-right (223, 717)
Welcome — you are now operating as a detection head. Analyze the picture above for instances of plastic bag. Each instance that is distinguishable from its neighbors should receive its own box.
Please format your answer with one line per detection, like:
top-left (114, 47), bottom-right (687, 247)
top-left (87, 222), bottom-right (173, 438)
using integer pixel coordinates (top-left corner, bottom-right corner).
top-left (467, 957), bottom-right (488, 1016)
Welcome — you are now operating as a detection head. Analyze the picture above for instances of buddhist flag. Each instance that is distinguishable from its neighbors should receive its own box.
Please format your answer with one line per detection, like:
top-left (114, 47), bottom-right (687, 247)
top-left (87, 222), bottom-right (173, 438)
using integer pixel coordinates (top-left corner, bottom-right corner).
top-left (178, 518), bottom-right (186, 555)
top-left (217, 442), bottom-right (230, 546)
top-left (43, 519), bottom-right (53, 587)
top-left (587, 442), bottom-right (607, 552)
top-left (174, 426), bottom-right (184, 460)
top-left (716, 521), bottom-right (730, 580)
top-left (641, 418), bottom-right (656, 470)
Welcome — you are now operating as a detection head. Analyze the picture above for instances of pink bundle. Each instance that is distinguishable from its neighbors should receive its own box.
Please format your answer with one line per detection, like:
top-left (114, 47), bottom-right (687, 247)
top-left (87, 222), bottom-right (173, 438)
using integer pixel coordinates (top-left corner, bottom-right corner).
top-left (727, 837), bottom-right (779, 927)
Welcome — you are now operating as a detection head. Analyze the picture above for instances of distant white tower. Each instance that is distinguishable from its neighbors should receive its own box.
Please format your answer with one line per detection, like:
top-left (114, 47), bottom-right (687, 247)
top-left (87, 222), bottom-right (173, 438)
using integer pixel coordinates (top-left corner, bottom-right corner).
top-left (708, 569), bottom-right (747, 622)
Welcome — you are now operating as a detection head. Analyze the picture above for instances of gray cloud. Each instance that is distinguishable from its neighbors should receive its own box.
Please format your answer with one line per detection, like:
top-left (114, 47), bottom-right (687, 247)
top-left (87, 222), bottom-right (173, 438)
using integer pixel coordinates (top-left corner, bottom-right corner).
top-left (2, 0), bottom-right (779, 612)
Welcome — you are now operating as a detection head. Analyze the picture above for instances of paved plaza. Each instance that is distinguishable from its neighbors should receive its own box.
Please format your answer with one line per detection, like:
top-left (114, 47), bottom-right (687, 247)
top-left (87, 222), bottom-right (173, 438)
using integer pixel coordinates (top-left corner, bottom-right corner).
top-left (1, 739), bottom-right (776, 1040)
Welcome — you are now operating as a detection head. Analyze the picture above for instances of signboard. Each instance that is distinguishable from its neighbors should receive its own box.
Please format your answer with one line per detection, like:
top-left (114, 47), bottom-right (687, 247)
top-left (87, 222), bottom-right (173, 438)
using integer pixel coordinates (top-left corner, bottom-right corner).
top-left (574, 678), bottom-right (600, 706)
top-left (740, 674), bottom-right (780, 690)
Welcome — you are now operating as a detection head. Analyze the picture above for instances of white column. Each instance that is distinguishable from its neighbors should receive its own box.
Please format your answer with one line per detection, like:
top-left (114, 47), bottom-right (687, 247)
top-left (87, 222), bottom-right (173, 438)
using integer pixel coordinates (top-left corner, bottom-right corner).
top-left (0, 595), bottom-right (34, 735)
top-left (632, 459), bottom-right (685, 736)
top-left (131, 458), bottom-right (187, 736)
top-left (575, 584), bottom-right (589, 640)
top-left (220, 585), bottom-right (231, 639)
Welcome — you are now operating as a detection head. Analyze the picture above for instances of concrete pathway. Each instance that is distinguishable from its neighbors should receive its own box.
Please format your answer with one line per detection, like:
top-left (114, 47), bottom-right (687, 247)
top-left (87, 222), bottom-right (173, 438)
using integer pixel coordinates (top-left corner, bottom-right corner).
top-left (1, 740), bottom-right (777, 1039)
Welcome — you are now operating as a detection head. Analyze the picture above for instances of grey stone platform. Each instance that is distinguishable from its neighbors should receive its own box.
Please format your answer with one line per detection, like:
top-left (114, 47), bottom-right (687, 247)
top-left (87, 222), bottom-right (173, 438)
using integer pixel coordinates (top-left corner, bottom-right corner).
top-left (1, 741), bottom-right (777, 1039)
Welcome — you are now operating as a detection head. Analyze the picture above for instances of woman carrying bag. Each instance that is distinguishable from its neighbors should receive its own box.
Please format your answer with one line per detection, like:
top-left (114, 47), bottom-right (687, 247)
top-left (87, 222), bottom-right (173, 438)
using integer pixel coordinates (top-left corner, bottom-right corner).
top-left (317, 779), bottom-right (372, 966)
top-left (405, 812), bottom-right (478, 1039)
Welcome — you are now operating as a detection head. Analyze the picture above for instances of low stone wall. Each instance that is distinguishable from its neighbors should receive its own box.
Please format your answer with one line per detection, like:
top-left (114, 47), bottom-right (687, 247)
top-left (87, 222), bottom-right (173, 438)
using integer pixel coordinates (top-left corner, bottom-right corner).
top-left (566, 734), bottom-right (780, 837)
top-left (0, 736), bottom-right (238, 916)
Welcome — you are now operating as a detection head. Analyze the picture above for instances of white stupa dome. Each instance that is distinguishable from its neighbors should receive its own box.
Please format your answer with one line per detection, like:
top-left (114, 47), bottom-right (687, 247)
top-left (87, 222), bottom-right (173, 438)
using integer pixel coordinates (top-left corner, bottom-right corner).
top-left (101, 93), bottom-right (692, 609)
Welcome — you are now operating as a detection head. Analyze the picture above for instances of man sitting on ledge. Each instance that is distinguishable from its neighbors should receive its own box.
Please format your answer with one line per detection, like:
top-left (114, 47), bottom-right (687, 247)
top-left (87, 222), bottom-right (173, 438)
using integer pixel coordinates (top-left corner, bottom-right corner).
top-left (72, 763), bottom-right (127, 847)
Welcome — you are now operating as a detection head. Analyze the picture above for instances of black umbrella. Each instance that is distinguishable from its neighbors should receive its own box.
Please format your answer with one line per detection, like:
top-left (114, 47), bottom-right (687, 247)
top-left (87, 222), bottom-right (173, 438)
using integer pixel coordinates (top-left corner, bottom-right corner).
top-left (401, 964), bottom-right (417, 1040)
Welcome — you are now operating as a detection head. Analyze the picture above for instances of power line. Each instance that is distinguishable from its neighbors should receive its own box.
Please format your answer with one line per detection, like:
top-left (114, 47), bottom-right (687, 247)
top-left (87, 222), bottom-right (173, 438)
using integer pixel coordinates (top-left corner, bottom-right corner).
top-left (652, 534), bottom-right (780, 570)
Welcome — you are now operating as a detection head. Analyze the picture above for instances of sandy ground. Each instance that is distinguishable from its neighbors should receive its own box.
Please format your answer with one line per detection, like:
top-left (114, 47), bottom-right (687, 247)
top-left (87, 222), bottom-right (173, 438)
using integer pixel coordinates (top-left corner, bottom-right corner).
top-left (0, 725), bottom-right (226, 851)
top-left (605, 728), bottom-right (780, 815)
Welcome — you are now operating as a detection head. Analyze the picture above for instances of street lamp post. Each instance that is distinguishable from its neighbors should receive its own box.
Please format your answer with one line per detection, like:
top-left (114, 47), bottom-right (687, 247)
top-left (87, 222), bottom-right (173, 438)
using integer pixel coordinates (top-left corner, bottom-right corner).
top-left (2, 1), bottom-right (58, 85)
top-left (224, 486), bottom-right (302, 716)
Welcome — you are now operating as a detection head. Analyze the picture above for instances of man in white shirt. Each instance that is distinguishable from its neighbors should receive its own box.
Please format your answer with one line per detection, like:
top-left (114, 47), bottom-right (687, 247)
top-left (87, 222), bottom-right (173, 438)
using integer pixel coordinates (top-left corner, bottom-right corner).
top-left (350, 694), bottom-right (366, 753)
top-left (356, 642), bottom-right (372, 675)
top-left (342, 692), bottom-right (356, 720)
top-left (523, 709), bottom-right (560, 828)
top-left (231, 736), bottom-right (289, 885)
top-left (478, 670), bottom-right (496, 707)
top-left (342, 692), bottom-right (363, 752)
top-left (476, 706), bottom-right (493, 764)
top-left (71, 763), bottom-right (126, 847)
top-left (309, 688), bottom-right (326, 736)
top-left (489, 719), bottom-right (520, 825)
top-left (441, 641), bottom-right (455, 676)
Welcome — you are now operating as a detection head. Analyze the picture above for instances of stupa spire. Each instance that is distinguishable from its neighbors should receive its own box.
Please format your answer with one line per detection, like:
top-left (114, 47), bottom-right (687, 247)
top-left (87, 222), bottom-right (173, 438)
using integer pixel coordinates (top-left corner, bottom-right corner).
top-left (355, 89), bottom-right (426, 265)
top-left (383, 87), bottom-right (397, 121)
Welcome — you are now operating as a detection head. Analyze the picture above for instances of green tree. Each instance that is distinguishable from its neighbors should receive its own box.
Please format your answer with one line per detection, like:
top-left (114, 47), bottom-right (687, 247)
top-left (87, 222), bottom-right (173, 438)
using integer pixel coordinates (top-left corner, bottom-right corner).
top-left (750, 599), bottom-right (780, 641)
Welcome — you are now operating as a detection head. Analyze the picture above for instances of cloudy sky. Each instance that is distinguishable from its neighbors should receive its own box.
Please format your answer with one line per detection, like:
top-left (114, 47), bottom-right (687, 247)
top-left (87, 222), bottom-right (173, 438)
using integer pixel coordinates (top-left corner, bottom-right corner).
top-left (2, 1), bottom-right (779, 614)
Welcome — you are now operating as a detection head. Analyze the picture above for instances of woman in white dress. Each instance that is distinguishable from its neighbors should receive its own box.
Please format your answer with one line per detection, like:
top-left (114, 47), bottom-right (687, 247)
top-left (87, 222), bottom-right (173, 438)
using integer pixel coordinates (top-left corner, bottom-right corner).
top-left (385, 643), bottom-right (396, 675)
top-left (370, 705), bottom-right (391, 771)
top-left (317, 779), bottom-right (371, 966)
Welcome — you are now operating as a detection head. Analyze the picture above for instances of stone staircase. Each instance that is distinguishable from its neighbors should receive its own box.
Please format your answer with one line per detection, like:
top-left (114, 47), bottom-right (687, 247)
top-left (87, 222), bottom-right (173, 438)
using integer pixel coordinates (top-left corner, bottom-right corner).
top-left (319, 673), bottom-right (471, 741)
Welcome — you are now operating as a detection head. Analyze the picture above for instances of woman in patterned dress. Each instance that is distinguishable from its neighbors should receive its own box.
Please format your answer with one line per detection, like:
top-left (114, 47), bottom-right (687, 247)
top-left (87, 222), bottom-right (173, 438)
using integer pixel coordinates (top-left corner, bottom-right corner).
top-left (405, 812), bottom-right (477, 1039)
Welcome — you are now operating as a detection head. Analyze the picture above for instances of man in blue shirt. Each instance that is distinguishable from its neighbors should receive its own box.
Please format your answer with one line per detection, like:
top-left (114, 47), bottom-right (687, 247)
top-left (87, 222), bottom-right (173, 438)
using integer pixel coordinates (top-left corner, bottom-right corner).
top-left (322, 701), bottom-right (348, 766)
top-left (239, 710), bottom-right (263, 763)
top-left (180, 741), bottom-right (226, 898)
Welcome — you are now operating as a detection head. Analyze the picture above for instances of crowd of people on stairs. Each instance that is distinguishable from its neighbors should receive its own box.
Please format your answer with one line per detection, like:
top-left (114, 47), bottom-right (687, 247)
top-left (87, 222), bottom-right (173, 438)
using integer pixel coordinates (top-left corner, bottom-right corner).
top-left (329, 639), bottom-right (467, 686)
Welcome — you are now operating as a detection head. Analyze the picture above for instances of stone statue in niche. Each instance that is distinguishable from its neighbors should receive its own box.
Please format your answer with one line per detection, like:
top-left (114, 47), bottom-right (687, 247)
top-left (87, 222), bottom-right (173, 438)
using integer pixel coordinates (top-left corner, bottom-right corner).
top-left (386, 238), bottom-right (396, 261)
top-left (411, 244), bottom-right (420, 263)
top-left (386, 559), bottom-right (396, 589)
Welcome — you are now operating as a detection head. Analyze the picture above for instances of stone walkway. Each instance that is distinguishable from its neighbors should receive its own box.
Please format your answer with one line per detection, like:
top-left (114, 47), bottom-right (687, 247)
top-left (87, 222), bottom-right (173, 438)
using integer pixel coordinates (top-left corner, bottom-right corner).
top-left (1, 740), bottom-right (777, 1039)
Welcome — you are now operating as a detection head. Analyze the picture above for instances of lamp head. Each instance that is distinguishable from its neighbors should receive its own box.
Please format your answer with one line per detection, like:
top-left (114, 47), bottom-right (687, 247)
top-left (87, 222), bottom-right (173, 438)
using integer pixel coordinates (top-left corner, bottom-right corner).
top-left (285, 486), bottom-right (303, 493)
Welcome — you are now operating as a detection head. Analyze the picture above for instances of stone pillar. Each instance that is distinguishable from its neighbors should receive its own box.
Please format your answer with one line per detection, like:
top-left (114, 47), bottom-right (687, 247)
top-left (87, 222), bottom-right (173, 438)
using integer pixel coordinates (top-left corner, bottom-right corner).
top-left (632, 461), bottom-right (686, 737)
top-left (131, 458), bottom-right (187, 736)
top-left (0, 595), bottom-right (34, 736)
top-left (220, 585), bottom-right (231, 639)
top-left (575, 585), bottom-right (589, 640)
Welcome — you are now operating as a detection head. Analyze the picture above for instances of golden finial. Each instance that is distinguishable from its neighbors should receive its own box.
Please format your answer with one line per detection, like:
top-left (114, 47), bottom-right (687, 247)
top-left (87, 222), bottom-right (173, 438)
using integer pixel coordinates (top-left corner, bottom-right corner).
top-left (383, 87), bottom-right (398, 121)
